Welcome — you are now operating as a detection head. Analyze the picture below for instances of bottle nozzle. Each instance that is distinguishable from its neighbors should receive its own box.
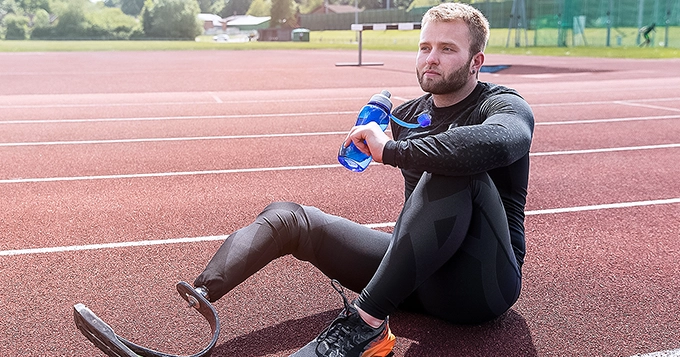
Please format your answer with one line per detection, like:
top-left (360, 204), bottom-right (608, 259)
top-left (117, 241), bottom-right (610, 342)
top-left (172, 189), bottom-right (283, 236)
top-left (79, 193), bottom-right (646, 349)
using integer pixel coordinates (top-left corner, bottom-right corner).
top-left (370, 90), bottom-right (393, 113)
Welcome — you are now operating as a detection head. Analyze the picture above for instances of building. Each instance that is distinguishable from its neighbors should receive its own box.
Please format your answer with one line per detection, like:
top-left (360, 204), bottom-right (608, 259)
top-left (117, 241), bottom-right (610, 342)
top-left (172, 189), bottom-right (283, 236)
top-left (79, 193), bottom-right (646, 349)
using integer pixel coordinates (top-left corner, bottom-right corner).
top-left (197, 13), bottom-right (226, 34)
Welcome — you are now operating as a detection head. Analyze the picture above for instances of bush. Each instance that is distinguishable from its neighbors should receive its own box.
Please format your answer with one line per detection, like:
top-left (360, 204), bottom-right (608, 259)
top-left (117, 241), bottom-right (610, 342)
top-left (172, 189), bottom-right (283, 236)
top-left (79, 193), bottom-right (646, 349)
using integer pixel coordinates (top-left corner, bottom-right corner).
top-left (141, 0), bottom-right (202, 40)
top-left (30, 0), bottom-right (140, 40)
top-left (3, 13), bottom-right (30, 40)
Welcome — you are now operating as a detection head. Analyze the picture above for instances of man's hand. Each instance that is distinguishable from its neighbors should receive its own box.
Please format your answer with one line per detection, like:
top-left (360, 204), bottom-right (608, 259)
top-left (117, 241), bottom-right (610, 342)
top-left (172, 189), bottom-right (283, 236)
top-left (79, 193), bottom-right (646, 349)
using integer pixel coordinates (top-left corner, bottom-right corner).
top-left (343, 121), bottom-right (390, 163)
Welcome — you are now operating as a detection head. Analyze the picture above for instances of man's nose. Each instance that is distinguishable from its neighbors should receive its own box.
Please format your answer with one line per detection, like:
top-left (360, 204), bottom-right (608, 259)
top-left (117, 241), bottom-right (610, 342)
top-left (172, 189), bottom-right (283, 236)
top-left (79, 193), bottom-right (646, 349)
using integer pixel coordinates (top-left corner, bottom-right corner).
top-left (426, 51), bottom-right (439, 65)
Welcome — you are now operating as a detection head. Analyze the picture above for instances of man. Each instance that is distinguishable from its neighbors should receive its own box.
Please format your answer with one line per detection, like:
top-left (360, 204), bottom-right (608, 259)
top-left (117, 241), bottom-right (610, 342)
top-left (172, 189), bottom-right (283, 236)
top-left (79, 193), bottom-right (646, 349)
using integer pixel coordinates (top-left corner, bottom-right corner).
top-left (194, 3), bottom-right (534, 357)
top-left (639, 23), bottom-right (656, 47)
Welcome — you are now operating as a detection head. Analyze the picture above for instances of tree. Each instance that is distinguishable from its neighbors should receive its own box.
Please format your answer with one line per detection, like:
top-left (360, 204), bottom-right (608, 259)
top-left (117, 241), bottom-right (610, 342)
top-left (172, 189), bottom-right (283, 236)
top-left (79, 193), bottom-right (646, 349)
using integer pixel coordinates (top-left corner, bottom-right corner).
top-left (1, 0), bottom-right (22, 17)
top-left (246, 0), bottom-right (270, 17)
top-left (121, 0), bottom-right (144, 16)
top-left (197, 0), bottom-right (210, 12)
top-left (104, 0), bottom-right (144, 16)
top-left (298, 0), bottom-right (322, 14)
top-left (221, 0), bottom-right (251, 16)
top-left (53, 0), bottom-right (87, 38)
top-left (32, 7), bottom-right (49, 27)
top-left (31, 0), bottom-right (140, 40)
top-left (270, 0), bottom-right (295, 27)
top-left (3, 12), bottom-right (29, 39)
top-left (141, 0), bottom-right (202, 39)
top-left (17, 0), bottom-right (49, 14)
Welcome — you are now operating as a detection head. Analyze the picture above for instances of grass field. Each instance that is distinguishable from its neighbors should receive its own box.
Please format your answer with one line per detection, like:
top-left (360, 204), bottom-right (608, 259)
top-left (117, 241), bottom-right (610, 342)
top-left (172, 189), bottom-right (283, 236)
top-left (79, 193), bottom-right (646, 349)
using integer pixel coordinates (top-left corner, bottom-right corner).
top-left (1, 27), bottom-right (679, 58)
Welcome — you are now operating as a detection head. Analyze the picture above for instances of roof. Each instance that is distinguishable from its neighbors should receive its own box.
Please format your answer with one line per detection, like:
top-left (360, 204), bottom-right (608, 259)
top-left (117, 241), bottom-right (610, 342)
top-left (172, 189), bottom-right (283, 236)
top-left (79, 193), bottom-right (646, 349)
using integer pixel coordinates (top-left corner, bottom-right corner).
top-left (197, 13), bottom-right (224, 26)
top-left (226, 15), bottom-right (271, 27)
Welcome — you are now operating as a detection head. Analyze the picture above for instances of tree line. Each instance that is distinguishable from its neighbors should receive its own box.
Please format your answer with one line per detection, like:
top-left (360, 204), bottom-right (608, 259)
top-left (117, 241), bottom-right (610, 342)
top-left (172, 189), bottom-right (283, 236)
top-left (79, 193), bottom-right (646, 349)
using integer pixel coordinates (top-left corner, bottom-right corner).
top-left (0, 0), bottom-right (443, 40)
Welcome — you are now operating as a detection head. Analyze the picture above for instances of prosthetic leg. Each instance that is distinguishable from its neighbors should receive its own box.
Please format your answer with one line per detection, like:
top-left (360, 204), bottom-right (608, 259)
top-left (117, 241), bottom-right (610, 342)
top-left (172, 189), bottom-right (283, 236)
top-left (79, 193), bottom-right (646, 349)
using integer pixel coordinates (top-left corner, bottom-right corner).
top-left (74, 282), bottom-right (220, 357)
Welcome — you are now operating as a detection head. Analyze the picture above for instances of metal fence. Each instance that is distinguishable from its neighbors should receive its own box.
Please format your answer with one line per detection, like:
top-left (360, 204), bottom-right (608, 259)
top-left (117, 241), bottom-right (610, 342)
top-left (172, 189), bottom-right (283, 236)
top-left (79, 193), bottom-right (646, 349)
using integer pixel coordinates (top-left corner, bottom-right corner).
top-left (299, 0), bottom-right (679, 48)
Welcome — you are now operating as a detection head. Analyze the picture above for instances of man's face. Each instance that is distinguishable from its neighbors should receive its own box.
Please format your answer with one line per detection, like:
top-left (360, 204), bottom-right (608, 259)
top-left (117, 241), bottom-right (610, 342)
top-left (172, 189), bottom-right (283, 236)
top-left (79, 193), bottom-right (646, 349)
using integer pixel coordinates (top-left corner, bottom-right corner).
top-left (416, 20), bottom-right (475, 95)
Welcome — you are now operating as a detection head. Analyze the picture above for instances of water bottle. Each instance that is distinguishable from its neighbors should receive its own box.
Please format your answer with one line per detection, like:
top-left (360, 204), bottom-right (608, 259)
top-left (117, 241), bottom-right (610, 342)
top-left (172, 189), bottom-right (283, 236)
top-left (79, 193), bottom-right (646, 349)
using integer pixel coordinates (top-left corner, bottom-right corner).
top-left (338, 90), bottom-right (393, 172)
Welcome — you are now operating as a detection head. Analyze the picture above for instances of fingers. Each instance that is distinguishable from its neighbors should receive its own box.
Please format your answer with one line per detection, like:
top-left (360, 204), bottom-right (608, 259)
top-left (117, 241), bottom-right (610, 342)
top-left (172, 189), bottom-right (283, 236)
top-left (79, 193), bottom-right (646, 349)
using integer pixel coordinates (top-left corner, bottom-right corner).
top-left (343, 126), bottom-right (370, 154)
top-left (343, 122), bottom-right (388, 162)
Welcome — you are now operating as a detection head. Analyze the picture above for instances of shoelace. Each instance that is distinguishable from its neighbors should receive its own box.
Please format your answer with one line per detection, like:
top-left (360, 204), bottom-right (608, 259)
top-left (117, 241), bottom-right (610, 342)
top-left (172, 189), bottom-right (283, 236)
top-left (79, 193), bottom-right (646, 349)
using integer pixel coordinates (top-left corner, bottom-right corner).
top-left (316, 280), bottom-right (360, 354)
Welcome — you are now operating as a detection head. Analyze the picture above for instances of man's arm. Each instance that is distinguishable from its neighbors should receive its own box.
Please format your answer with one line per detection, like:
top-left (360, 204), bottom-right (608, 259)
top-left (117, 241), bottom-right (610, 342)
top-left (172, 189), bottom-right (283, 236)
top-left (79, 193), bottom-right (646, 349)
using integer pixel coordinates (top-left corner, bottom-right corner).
top-left (382, 94), bottom-right (534, 176)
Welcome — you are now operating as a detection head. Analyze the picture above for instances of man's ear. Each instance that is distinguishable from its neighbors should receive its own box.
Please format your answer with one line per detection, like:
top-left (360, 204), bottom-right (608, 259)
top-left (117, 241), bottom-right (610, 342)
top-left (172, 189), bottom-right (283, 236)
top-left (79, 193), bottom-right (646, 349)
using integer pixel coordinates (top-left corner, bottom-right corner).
top-left (471, 52), bottom-right (485, 74)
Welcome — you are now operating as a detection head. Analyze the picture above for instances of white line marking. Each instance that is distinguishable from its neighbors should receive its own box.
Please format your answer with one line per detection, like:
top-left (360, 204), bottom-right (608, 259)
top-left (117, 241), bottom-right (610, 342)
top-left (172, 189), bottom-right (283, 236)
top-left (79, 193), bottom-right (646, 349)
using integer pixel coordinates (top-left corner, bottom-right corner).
top-left (529, 143), bottom-right (680, 156)
top-left (631, 348), bottom-right (680, 357)
top-left (0, 131), bottom-right (348, 147)
top-left (209, 92), bottom-right (223, 103)
top-left (530, 96), bottom-right (680, 107)
top-left (0, 163), bottom-right (346, 184)
top-left (614, 101), bottom-right (680, 112)
top-left (0, 236), bottom-right (229, 257)
top-left (524, 198), bottom-right (680, 216)
top-left (1, 115), bottom-right (678, 148)
top-left (0, 111), bottom-right (356, 125)
top-left (536, 114), bottom-right (680, 126)
top-left (2, 198), bottom-right (678, 257)
top-left (1, 143), bottom-right (677, 184)
top-left (0, 96), bottom-right (368, 110)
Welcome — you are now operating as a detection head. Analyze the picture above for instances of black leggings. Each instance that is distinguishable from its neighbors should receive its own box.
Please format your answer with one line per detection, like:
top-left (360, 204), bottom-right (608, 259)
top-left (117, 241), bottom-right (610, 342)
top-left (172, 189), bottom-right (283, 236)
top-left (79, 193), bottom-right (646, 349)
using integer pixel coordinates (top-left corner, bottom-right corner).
top-left (194, 172), bottom-right (521, 325)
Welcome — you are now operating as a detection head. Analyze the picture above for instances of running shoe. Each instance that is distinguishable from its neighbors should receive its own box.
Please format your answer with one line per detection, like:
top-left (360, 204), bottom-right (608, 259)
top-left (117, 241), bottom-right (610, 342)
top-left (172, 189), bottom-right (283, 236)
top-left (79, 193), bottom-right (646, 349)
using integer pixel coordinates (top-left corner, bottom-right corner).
top-left (306, 280), bottom-right (396, 357)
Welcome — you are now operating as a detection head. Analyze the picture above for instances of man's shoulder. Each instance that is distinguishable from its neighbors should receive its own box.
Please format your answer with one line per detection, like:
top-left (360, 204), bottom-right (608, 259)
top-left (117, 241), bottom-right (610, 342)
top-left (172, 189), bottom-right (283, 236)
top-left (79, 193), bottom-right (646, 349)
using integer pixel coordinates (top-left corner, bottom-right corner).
top-left (478, 82), bottom-right (522, 98)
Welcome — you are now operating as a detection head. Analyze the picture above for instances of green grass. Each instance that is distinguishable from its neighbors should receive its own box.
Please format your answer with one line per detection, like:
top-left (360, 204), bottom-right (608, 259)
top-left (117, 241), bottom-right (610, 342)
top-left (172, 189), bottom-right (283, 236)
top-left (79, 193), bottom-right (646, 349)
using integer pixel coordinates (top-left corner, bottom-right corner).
top-left (1, 27), bottom-right (679, 58)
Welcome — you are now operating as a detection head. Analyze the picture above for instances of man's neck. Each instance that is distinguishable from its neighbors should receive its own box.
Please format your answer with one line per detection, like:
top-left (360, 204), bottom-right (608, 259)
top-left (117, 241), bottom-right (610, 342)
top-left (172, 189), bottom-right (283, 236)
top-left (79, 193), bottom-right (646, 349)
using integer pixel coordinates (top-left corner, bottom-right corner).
top-left (432, 80), bottom-right (478, 108)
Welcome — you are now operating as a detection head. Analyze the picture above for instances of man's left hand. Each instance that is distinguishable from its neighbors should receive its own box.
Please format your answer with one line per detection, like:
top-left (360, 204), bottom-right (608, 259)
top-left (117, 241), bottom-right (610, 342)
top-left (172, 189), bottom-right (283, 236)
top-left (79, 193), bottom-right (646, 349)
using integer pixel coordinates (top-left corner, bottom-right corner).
top-left (343, 122), bottom-right (390, 163)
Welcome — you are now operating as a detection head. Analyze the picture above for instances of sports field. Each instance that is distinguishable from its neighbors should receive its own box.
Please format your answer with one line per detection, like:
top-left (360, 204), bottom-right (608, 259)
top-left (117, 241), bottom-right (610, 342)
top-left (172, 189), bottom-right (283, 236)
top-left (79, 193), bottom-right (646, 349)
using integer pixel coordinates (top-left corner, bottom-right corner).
top-left (1, 49), bottom-right (679, 356)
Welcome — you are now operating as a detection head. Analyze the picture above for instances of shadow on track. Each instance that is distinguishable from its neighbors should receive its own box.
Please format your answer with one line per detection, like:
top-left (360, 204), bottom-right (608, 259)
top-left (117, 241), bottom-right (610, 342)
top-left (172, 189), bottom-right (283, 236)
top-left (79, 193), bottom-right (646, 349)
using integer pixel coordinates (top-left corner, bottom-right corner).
top-left (211, 308), bottom-right (536, 356)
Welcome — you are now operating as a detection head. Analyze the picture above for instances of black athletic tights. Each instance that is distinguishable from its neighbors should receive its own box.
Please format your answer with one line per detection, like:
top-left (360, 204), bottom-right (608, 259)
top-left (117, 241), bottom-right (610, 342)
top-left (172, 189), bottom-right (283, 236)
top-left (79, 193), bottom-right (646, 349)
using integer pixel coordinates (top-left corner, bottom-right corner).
top-left (194, 172), bottom-right (522, 325)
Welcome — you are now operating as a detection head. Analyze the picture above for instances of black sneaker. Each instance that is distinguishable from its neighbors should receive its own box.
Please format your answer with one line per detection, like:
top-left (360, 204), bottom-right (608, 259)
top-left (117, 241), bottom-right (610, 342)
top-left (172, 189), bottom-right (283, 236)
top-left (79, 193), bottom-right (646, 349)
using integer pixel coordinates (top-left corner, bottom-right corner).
top-left (310, 280), bottom-right (396, 357)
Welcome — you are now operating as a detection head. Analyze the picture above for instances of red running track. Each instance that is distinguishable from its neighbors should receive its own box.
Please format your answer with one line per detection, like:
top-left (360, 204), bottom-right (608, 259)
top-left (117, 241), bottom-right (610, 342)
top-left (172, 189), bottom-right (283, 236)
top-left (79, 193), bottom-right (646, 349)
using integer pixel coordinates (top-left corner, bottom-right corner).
top-left (1, 49), bottom-right (679, 357)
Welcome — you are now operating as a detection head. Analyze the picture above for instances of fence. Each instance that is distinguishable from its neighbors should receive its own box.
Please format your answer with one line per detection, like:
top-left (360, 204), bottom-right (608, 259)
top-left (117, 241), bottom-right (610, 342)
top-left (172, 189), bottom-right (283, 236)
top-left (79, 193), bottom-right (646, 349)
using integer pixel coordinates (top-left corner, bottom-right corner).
top-left (299, 0), bottom-right (679, 48)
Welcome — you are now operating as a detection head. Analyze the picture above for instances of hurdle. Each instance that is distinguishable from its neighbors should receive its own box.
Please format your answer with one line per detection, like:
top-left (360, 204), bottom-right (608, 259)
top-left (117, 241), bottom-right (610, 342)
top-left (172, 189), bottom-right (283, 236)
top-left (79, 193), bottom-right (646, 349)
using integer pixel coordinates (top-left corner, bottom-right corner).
top-left (336, 23), bottom-right (422, 67)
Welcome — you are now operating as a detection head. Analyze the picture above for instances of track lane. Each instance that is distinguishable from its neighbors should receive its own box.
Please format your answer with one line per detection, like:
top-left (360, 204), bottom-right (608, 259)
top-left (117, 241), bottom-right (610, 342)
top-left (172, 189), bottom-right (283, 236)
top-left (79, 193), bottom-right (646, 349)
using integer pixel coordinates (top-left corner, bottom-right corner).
top-left (1, 51), bottom-right (679, 357)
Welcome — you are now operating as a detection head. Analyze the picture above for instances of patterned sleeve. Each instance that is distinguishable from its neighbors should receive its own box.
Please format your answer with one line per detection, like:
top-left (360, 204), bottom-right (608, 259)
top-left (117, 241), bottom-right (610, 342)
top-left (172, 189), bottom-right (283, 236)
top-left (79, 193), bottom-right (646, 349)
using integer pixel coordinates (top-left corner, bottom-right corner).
top-left (382, 93), bottom-right (534, 176)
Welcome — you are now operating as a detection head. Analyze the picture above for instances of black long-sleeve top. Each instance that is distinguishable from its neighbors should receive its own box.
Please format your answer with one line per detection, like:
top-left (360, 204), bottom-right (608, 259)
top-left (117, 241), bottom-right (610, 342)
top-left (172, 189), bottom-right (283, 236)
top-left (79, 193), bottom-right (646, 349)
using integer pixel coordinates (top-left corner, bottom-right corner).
top-left (382, 82), bottom-right (535, 268)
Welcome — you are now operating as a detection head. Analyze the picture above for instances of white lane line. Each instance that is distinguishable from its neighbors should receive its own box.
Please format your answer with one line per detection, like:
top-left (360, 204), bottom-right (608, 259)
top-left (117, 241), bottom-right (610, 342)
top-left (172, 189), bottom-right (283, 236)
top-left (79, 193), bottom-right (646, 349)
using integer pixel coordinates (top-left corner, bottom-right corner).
top-left (524, 198), bottom-right (680, 216)
top-left (530, 96), bottom-right (680, 107)
top-left (536, 114), bottom-right (680, 126)
top-left (1, 115), bottom-right (678, 147)
top-left (631, 348), bottom-right (680, 357)
top-left (0, 111), bottom-right (356, 124)
top-left (0, 235), bottom-right (229, 257)
top-left (2, 197), bottom-right (678, 257)
top-left (0, 163), bottom-right (346, 184)
top-left (2, 107), bottom-right (679, 126)
top-left (529, 143), bottom-right (680, 156)
top-left (0, 96), bottom-right (368, 110)
top-left (614, 101), bottom-right (680, 112)
top-left (1, 143), bottom-right (678, 184)
top-left (0, 131), bottom-right (348, 147)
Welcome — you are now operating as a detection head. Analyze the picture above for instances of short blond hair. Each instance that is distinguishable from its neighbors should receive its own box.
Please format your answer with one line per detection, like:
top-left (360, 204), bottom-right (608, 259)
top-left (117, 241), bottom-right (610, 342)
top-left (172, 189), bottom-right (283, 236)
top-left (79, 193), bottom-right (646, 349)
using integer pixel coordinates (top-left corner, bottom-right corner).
top-left (421, 3), bottom-right (490, 55)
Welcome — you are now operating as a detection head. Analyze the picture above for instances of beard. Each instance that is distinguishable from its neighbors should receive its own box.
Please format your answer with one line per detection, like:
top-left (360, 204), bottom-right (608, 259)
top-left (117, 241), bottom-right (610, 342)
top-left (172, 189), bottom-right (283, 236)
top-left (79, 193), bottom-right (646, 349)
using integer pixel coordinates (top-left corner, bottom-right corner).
top-left (417, 57), bottom-right (472, 95)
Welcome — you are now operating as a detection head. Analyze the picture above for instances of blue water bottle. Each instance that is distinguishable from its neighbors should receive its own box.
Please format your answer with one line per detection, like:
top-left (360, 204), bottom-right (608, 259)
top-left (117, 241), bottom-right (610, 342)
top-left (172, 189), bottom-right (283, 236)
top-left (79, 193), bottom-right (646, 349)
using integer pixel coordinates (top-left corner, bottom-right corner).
top-left (338, 90), bottom-right (393, 172)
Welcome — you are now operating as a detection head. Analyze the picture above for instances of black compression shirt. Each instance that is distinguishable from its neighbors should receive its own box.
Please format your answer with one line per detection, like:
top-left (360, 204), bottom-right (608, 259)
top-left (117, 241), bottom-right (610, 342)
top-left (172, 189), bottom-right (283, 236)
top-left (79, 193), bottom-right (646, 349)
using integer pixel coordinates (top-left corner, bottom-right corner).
top-left (382, 82), bottom-right (535, 268)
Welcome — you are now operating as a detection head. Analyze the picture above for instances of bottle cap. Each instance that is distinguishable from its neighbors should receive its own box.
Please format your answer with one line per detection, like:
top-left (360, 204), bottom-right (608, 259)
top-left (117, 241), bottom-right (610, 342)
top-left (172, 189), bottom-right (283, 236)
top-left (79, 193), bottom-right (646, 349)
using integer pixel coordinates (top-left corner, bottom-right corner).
top-left (370, 90), bottom-right (392, 112)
